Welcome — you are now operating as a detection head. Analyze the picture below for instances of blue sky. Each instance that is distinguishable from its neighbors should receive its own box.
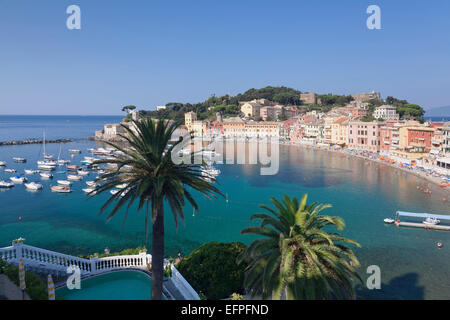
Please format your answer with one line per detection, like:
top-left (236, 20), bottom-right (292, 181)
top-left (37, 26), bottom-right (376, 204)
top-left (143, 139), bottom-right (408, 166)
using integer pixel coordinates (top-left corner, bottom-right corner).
top-left (0, 0), bottom-right (449, 115)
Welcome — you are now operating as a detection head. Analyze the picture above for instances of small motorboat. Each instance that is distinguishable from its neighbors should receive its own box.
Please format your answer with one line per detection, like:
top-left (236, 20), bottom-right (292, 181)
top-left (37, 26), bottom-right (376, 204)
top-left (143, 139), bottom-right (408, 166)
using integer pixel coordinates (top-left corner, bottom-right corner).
top-left (5, 169), bottom-right (17, 173)
top-left (51, 185), bottom-right (72, 193)
top-left (110, 189), bottom-right (125, 197)
top-left (82, 187), bottom-right (97, 195)
top-left (0, 161), bottom-right (6, 166)
top-left (13, 157), bottom-right (26, 163)
top-left (68, 149), bottom-right (82, 154)
top-left (78, 170), bottom-right (90, 176)
top-left (38, 163), bottom-right (56, 171)
top-left (86, 181), bottom-right (98, 187)
top-left (67, 175), bottom-right (83, 181)
top-left (423, 217), bottom-right (440, 225)
top-left (57, 180), bottom-right (72, 186)
top-left (384, 218), bottom-right (395, 224)
top-left (40, 172), bottom-right (53, 179)
top-left (25, 169), bottom-right (40, 175)
top-left (57, 159), bottom-right (71, 165)
top-left (25, 182), bottom-right (43, 190)
top-left (10, 176), bottom-right (27, 184)
top-left (0, 180), bottom-right (14, 188)
top-left (67, 165), bottom-right (80, 170)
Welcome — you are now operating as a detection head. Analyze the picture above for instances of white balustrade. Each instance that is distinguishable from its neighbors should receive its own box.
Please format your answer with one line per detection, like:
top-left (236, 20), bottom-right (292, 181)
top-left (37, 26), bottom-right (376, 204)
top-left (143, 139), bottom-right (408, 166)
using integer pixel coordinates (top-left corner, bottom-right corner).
top-left (1, 241), bottom-right (199, 300)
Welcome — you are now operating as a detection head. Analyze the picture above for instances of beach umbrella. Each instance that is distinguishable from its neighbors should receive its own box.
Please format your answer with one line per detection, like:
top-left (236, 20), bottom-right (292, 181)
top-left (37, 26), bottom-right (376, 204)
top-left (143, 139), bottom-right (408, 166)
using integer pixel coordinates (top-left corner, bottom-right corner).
top-left (18, 258), bottom-right (26, 299)
top-left (47, 274), bottom-right (55, 300)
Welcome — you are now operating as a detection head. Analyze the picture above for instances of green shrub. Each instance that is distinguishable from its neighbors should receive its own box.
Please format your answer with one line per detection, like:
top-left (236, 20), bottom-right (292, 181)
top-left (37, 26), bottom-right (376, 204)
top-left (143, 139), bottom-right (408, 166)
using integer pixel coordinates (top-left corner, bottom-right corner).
top-left (0, 259), bottom-right (48, 300)
top-left (176, 242), bottom-right (247, 300)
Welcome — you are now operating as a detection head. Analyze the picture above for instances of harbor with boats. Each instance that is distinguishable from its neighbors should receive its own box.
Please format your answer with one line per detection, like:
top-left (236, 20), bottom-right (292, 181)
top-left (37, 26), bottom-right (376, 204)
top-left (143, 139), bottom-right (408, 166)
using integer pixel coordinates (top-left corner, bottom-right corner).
top-left (1, 115), bottom-right (450, 299)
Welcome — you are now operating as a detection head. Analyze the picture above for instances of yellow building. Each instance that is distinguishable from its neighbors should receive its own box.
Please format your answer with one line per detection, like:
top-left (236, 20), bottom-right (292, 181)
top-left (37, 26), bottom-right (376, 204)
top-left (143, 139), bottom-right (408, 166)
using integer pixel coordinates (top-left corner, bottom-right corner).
top-left (184, 112), bottom-right (197, 132)
top-left (330, 117), bottom-right (349, 145)
top-left (192, 120), bottom-right (207, 137)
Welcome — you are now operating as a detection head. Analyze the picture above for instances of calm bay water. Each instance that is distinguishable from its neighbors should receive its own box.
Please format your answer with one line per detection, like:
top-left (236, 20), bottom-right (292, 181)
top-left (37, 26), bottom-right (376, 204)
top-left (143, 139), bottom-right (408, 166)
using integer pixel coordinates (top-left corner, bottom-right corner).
top-left (1, 115), bottom-right (450, 299)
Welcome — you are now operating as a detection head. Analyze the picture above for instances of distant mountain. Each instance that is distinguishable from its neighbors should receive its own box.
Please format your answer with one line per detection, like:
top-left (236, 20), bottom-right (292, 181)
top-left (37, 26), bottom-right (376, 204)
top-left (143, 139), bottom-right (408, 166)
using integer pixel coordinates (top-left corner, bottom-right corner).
top-left (425, 106), bottom-right (450, 117)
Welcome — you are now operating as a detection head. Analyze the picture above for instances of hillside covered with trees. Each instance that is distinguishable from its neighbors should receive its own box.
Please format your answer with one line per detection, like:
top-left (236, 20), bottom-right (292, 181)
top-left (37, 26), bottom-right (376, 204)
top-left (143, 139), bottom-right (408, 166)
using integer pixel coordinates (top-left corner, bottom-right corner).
top-left (123, 86), bottom-right (425, 123)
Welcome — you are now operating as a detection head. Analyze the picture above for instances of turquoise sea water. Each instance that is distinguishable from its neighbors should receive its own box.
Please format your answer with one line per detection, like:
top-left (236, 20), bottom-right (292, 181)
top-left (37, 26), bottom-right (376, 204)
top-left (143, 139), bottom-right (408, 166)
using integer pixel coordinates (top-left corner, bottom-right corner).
top-left (1, 116), bottom-right (450, 299)
top-left (56, 271), bottom-right (151, 300)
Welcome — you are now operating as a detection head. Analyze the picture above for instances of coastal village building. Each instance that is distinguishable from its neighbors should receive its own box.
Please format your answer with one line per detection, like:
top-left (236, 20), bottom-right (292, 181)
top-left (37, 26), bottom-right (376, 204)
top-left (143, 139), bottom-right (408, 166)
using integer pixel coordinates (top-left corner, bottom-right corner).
top-left (331, 117), bottom-right (349, 145)
top-left (347, 121), bottom-right (383, 152)
top-left (398, 125), bottom-right (434, 153)
top-left (244, 122), bottom-right (280, 138)
top-left (156, 105), bottom-right (167, 111)
top-left (240, 99), bottom-right (274, 118)
top-left (374, 105), bottom-right (400, 121)
top-left (223, 117), bottom-right (245, 138)
top-left (442, 122), bottom-right (450, 156)
top-left (192, 120), bottom-right (207, 137)
top-left (184, 112), bottom-right (197, 132)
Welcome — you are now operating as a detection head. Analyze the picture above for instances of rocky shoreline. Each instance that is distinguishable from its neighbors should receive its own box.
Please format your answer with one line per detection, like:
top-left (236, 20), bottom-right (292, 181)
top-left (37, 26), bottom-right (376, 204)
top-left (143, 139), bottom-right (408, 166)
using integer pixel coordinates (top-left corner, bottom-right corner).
top-left (0, 138), bottom-right (72, 146)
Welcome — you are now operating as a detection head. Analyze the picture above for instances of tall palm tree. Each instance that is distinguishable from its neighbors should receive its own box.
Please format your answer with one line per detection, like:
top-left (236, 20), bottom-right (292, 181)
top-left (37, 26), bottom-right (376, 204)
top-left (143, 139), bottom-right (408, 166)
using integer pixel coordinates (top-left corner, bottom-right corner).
top-left (238, 194), bottom-right (362, 300)
top-left (91, 118), bottom-right (222, 300)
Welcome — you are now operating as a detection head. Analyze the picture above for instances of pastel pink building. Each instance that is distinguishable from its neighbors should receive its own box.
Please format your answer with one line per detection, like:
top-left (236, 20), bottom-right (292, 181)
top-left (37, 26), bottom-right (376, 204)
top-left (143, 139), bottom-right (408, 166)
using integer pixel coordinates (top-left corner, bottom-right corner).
top-left (347, 121), bottom-right (383, 152)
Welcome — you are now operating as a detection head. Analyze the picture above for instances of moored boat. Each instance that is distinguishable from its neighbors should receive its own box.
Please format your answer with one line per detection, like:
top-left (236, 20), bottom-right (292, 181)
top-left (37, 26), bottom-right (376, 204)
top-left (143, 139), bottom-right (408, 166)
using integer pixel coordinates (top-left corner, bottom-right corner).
top-left (5, 169), bottom-right (17, 173)
top-left (384, 218), bottom-right (395, 224)
top-left (86, 181), bottom-right (98, 187)
top-left (25, 169), bottom-right (40, 175)
top-left (0, 161), bottom-right (6, 166)
top-left (68, 149), bottom-right (82, 154)
top-left (40, 172), bottom-right (53, 179)
top-left (13, 157), bottom-right (26, 163)
top-left (10, 176), bottom-right (27, 184)
top-left (51, 185), bottom-right (72, 193)
top-left (82, 187), bottom-right (97, 195)
top-left (423, 217), bottom-right (440, 225)
top-left (57, 180), bottom-right (72, 186)
top-left (25, 182), bottom-right (43, 190)
top-left (67, 175), bottom-right (83, 181)
top-left (0, 181), bottom-right (14, 188)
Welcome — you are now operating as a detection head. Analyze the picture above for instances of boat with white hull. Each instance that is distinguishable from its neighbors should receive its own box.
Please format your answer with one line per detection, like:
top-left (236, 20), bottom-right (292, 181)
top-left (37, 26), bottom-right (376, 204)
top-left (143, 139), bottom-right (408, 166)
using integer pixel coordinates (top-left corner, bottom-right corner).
top-left (40, 172), bottom-right (53, 179)
top-left (25, 182), bottom-right (43, 190)
top-left (57, 180), bottom-right (72, 186)
top-left (67, 175), bottom-right (83, 181)
top-left (10, 176), bottom-right (27, 184)
top-left (51, 185), bottom-right (72, 193)
top-left (0, 181), bottom-right (14, 188)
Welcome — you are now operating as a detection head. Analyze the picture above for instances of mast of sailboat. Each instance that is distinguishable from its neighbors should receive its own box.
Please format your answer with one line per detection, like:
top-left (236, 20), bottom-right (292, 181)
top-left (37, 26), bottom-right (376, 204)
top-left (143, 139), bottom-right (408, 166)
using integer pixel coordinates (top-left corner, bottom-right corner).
top-left (43, 130), bottom-right (46, 158)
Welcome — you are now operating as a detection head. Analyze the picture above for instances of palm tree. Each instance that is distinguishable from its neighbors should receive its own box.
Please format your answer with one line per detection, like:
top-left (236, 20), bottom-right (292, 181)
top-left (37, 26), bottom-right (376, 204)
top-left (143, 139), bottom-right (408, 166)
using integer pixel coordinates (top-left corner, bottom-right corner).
top-left (91, 118), bottom-right (222, 300)
top-left (238, 194), bottom-right (362, 300)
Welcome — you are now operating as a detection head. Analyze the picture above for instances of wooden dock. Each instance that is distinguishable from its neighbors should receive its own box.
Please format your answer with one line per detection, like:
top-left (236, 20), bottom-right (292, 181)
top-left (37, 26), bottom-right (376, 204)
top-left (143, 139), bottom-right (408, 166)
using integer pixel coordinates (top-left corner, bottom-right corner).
top-left (396, 222), bottom-right (450, 231)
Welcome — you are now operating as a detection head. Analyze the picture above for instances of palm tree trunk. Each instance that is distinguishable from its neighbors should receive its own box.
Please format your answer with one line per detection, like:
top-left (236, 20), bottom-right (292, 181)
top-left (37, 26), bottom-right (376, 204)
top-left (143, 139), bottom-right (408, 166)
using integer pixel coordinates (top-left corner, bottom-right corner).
top-left (151, 204), bottom-right (164, 300)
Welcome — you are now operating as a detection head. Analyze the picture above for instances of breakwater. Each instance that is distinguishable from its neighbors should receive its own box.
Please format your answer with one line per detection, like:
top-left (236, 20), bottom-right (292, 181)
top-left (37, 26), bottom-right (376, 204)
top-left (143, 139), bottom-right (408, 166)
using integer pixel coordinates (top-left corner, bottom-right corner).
top-left (0, 138), bottom-right (72, 146)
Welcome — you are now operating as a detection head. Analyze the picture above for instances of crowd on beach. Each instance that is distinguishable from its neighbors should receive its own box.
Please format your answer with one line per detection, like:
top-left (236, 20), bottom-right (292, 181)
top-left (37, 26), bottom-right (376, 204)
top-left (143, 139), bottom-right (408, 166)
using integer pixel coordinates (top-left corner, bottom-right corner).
top-left (280, 140), bottom-right (450, 197)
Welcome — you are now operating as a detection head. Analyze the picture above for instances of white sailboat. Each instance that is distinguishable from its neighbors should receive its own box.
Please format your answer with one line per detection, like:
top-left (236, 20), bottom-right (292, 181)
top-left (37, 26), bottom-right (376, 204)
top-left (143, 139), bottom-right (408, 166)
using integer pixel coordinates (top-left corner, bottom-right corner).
top-left (37, 131), bottom-right (57, 170)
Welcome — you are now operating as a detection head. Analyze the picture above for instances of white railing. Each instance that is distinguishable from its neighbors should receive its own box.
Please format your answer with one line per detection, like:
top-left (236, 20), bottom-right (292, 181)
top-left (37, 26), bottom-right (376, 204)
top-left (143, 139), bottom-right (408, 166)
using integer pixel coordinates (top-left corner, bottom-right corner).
top-left (170, 264), bottom-right (200, 300)
top-left (0, 241), bottom-right (199, 300)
